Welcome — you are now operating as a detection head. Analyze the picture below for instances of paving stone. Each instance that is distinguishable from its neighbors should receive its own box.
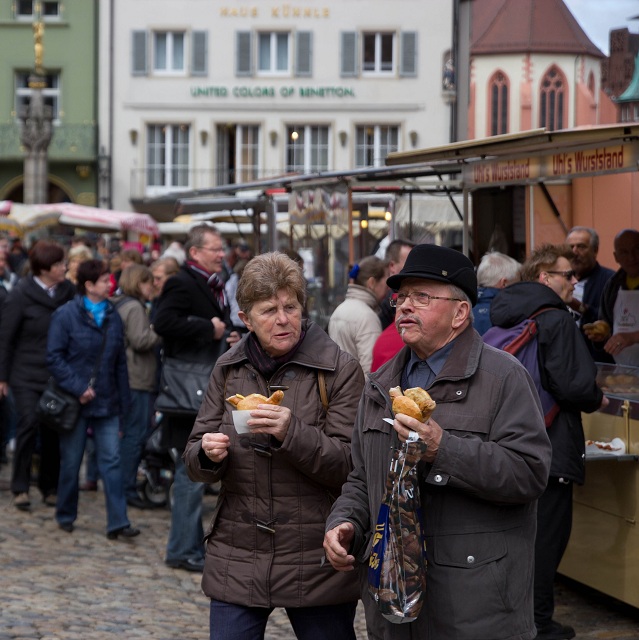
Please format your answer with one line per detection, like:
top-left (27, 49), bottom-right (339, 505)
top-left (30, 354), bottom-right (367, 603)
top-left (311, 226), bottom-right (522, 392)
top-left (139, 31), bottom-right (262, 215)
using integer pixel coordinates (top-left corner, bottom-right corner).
top-left (1, 458), bottom-right (638, 639)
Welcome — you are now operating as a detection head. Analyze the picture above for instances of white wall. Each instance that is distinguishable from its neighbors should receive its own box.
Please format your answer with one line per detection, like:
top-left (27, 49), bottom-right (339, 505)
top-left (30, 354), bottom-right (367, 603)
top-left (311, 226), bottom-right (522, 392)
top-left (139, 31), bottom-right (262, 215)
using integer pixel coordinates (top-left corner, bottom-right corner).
top-left (99, 0), bottom-right (455, 212)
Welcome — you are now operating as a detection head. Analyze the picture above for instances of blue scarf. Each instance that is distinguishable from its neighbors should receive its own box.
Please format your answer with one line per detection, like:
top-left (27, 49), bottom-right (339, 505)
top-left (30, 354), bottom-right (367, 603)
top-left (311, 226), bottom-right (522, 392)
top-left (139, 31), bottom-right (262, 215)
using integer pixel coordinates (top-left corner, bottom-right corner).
top-left (83, 297), bottom-right (108, 328)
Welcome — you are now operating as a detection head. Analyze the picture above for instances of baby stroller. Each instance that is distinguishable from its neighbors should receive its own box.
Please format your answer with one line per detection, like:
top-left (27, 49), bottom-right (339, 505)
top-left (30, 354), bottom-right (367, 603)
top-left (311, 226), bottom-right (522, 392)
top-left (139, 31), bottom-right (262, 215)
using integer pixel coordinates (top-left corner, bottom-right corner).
top-left (136, 414), bottom-right (177, 509)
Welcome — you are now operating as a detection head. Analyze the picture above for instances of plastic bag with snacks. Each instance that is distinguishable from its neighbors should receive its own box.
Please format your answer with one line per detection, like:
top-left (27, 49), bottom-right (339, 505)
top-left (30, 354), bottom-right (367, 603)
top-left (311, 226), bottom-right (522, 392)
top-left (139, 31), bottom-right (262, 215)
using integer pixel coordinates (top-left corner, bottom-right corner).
top-left (367, 439), bottom-right (427, 624)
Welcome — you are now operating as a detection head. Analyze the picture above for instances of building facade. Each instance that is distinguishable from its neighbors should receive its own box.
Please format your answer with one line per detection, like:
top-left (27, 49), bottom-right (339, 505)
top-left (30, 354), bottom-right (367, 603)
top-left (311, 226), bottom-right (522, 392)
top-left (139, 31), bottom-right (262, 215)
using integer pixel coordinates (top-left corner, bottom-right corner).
top-left (99, 0), bottom-right (456, 216)
top-left (0, 0), bottom-right (99, 206)
top-left (463, 0), bottom-right (637, 266)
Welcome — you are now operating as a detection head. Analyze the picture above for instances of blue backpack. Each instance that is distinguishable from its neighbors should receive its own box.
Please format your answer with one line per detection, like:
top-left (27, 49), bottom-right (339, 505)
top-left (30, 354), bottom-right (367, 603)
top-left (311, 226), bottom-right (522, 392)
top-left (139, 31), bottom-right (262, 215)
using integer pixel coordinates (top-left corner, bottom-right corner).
top-left (483, 308), bottom-right (559, 428)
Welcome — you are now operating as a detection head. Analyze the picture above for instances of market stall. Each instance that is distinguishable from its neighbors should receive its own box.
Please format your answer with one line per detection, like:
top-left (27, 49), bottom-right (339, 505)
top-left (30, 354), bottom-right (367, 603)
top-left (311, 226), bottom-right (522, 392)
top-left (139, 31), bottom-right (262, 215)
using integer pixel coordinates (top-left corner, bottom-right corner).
top-left (559, 364), bottom-right (639, 608)
top-left (0, 202), bottom-right (159, 241)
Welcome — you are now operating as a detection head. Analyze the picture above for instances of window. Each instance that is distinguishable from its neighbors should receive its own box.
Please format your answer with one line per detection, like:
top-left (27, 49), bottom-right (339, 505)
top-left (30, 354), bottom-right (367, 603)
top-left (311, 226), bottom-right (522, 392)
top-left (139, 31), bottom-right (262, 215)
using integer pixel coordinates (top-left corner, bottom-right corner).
top-left (146, 124), bottom-right (190, 194)
top-left (132, 30), bottom-right (206, 76)
top-left (539, 66), bottom-right (566, 132)
top-left (341, 31), bottom-right (415, 78)
top-left (355, 125), bottom-right (399, 168)
top-left (286, 125), bottom-right (330, 173)
top-left (15, 1), bottom-right (60, 19)
top-left (489, 71), bottom-right (509, 135)
top-left (15, 71), bottom-right (60, 122)
top-left (363, 32), bottom-right (394, 74)
top-left (216, 124), bottom-right (260, 185)
top-left (258, 32), bottom-right (290, 74)
top-left (154, 32), bottom-right (185, 74)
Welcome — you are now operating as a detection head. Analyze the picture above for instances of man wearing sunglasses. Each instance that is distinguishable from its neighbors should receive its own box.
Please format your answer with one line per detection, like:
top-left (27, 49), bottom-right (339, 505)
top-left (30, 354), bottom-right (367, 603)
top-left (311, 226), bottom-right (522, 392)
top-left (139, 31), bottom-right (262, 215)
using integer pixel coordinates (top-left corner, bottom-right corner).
top-left (325, 244), bottom-right (553, 640)
top-left (489, 243), bottom-right (607, 640)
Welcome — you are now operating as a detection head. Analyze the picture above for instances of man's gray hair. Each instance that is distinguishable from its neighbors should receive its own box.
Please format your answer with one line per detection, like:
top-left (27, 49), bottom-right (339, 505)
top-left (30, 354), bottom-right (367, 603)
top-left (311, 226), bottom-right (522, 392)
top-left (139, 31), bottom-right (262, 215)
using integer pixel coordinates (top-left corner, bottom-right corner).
top-left (477, 251), bottom-right (521, 287)
top-left (184, 224), bottom-right (220, 259)
top-left (567, 226), bottom-right (599, 252)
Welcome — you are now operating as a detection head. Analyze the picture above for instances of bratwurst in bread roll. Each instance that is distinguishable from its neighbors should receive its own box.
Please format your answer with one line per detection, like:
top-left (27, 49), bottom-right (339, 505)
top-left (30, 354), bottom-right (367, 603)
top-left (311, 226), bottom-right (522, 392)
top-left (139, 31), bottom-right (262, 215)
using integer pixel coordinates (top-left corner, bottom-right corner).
top-left (226, 390), bottom-right (284, 411)
top-left (389, 386), bottom-right (436, 422)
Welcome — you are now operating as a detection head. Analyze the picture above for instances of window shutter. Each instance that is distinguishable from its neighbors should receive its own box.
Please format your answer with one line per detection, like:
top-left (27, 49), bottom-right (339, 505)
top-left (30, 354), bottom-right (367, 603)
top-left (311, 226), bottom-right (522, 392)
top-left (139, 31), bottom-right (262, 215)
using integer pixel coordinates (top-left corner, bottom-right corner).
top-left (295, 31), bottom-right (312, 77)
top-left (340, 32), bottom-right (357, 77)
top-left (132, 30), bottom-right (148, 76)
top-left (400, 32), bottom-right (417, 77)
top-left (236, 31), bottom-right (252, 77)
top-left (192, 31), bottom-right (208, 76)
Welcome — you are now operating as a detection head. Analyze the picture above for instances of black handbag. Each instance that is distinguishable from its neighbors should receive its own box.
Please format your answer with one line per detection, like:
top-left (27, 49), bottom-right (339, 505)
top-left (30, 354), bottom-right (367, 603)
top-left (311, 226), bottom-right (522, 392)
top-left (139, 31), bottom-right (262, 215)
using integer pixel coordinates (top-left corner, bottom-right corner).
top-left (155, 356), bottom-right (214, 416)
top-left (36, 378), bottom-right (82, 434)
top-left (36, 326), bottom-right (109, 434)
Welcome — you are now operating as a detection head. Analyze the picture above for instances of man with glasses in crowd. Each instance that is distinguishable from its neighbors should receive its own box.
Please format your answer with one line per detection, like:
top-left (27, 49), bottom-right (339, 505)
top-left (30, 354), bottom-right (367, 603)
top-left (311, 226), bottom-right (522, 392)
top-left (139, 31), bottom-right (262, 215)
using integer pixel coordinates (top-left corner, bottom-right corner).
top-left (153, 225), bottom-right (239, 572)
top-left (324, 244), bottom-right (553, 640)
top-left (488, 243), bottom-right (606, 640)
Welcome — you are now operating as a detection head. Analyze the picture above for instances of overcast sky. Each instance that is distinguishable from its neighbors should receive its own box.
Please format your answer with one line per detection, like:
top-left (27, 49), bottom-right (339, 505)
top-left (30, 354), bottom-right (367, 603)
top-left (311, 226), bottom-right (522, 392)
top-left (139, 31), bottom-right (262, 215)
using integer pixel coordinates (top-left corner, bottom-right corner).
top-left (563, 0), bottom-right (639, 55)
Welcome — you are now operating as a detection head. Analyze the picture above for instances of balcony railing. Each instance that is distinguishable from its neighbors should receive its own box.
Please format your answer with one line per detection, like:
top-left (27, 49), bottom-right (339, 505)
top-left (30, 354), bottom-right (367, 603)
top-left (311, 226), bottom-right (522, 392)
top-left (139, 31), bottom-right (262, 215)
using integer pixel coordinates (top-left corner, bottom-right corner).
top-left (0, 122), bottom-right (97, 160)
top-left (129, 167), bottom-right (291, 200)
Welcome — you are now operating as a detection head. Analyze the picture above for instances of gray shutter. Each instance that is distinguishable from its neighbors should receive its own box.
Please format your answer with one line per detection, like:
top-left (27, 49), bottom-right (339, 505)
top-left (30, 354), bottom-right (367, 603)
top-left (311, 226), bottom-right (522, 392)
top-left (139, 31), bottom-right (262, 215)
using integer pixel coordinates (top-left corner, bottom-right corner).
top-left (236, 31), bottom-right (252, 77)
top-left (132, 30), bottom-right (147, 76)
top-left (192, 31), bottom-right (208, 76)
top-left (295, 31), bottom-right (312, 77)
top-left (340, 32), bottom-right (357, 77)
top-left (400, 32), bottom-right (418, 77)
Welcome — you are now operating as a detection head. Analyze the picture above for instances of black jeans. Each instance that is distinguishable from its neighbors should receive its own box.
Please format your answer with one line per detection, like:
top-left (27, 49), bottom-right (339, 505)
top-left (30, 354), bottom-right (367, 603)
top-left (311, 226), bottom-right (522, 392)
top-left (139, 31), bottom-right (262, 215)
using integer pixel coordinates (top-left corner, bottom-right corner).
top-left (11, 385), bottom-right (60, 498)
top-left (534, 476), bottom-right (573, 628)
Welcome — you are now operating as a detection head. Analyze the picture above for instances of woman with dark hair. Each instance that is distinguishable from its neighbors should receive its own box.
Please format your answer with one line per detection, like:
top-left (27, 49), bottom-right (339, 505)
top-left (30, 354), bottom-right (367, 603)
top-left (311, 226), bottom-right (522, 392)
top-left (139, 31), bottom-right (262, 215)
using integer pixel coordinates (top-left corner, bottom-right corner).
top-left (0, 240), bottom-right (75, 510)
top-left (47, 259), bottom-right (139, 539)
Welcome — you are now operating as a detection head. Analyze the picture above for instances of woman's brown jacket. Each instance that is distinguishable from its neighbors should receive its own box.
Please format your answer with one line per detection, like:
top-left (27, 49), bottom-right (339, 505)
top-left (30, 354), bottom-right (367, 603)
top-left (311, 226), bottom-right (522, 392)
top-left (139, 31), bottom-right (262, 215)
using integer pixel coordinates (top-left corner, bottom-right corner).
top-left (184, 320), bottom-right (364, 608)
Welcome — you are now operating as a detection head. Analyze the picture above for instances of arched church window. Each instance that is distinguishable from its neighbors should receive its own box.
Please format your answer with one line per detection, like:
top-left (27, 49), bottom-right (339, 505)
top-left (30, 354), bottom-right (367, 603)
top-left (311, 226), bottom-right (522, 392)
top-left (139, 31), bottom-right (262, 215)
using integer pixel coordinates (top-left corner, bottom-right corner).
top-left (489, 71), bottom-right (509, 135)
top-left (539, 66), bottom-right (566, 131)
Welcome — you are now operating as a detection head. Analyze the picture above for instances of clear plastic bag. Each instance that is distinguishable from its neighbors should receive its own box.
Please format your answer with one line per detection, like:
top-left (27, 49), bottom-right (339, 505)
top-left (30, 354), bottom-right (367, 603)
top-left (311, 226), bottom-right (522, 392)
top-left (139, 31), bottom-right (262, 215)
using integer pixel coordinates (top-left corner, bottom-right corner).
top-left (368, 440), bottom-right (427, 624)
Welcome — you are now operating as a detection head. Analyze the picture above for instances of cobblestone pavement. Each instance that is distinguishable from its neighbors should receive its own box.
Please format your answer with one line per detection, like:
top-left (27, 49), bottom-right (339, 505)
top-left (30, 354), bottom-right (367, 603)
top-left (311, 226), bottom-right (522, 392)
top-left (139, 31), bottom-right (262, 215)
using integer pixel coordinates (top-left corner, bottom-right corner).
top-left (1, 458), bottom-right (639, 639)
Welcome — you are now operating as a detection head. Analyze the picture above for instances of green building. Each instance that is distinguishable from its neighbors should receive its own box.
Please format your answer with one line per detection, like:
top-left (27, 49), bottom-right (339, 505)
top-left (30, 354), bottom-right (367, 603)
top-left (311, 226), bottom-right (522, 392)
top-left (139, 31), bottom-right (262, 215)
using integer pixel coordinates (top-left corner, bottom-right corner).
top-left (0, 0), bottom-right (99, 206)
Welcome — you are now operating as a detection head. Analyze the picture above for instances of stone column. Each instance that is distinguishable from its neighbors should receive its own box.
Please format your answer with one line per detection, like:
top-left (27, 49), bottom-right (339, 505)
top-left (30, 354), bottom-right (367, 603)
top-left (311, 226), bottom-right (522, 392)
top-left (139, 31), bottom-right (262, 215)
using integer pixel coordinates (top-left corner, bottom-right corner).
top-left (20, 74), bottom-right (53, 204)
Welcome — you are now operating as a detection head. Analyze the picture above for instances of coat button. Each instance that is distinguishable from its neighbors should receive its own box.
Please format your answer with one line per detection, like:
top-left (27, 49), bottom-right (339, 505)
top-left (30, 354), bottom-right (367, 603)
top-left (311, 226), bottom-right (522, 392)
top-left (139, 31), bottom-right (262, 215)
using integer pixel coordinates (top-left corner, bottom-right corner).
top-left (467, 555), bottom-right (475, 564)
top-left (434, 474), bottom-right (443, 483)
top-left (456, 390), bottom-right (463, 396)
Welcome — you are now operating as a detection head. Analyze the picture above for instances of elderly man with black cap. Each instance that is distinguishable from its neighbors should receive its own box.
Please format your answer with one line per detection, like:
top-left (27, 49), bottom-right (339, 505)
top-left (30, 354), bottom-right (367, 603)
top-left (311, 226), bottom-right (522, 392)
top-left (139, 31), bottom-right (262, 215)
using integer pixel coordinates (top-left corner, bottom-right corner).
top-left (324, 244), bottom-right (552, 640)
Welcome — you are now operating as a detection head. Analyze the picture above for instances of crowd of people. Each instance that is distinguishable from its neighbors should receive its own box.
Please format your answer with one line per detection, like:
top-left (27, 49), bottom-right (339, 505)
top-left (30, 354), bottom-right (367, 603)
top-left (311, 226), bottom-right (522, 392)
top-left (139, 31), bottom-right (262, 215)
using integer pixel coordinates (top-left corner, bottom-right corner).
top-left (0, 223), bottom-right (635, 640)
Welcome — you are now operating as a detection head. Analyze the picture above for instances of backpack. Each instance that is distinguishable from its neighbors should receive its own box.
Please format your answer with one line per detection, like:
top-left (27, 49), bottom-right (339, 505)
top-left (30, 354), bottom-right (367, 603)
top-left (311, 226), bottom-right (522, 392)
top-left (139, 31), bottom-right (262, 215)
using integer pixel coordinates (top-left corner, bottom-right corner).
top-left (483, 308), bottom-right (559, 428)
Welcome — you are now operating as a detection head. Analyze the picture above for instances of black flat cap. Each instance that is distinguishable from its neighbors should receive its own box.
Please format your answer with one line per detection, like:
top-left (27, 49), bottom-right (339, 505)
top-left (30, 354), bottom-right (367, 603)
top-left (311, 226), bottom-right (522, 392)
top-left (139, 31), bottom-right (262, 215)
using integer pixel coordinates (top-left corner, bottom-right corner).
top-left (386, 244), bottom-right (477, 305)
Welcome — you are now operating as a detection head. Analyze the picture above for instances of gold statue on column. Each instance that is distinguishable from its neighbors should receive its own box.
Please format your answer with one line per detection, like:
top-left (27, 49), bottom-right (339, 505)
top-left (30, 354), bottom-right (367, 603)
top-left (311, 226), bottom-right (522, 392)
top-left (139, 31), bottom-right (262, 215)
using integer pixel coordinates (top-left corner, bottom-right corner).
top-left (33, 20), bottom-right (44, 75)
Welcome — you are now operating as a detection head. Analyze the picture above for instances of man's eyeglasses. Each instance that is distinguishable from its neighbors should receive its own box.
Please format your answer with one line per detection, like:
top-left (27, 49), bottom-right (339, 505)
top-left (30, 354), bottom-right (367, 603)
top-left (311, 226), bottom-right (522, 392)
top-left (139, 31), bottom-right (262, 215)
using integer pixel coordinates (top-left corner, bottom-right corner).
top-left (546, 270), bottom-right (576, 281)
top-left (390, 291), bottom-right (463, 308)
top-left (198, 245), bottom-right (225, 254)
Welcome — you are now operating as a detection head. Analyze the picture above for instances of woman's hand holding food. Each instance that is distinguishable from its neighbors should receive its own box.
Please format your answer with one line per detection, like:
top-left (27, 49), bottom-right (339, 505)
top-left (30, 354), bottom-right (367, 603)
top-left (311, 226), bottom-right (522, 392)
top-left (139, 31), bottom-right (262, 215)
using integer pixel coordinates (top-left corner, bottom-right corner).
top-left (202, 432), bottom-right (230, 463)
top-left (245, 404), bottom-right (292, 442)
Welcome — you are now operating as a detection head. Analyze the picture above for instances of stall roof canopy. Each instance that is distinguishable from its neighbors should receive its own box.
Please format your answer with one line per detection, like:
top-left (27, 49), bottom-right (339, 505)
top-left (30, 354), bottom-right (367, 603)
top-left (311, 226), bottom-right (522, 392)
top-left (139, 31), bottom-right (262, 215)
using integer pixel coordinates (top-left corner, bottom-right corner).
top-left (387, 124), bottom-right (639, 188)
top-left (138, 161), bottom-right (464, 218)
top-left (386, 124), bottom-right (639, 166)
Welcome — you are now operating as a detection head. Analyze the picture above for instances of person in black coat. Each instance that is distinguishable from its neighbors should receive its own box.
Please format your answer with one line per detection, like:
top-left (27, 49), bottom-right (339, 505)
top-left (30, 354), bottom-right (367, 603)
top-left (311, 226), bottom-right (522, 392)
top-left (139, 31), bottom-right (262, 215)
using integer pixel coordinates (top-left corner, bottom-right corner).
top-left (489, 243), bottom-right (607, 640)
top-left (565, 227), bottom-right (615, 363)
top-left (152, 224), bottom-right (239, 572)
top-left (0, 240), bottom-right (75, 509)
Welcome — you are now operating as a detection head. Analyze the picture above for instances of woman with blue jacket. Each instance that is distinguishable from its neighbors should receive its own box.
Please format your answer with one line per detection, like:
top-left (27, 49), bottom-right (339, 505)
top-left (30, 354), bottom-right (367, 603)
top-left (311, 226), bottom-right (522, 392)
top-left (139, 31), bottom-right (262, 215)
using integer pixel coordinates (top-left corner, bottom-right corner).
top-left (47, 259), bottom-right (139, 539)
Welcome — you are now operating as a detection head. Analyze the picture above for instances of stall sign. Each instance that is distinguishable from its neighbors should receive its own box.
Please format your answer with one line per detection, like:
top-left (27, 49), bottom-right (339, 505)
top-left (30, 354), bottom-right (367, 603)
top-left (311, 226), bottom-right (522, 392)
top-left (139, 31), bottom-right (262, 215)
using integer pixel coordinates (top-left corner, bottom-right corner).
top-left (463, 141), bottom-right (639, 186)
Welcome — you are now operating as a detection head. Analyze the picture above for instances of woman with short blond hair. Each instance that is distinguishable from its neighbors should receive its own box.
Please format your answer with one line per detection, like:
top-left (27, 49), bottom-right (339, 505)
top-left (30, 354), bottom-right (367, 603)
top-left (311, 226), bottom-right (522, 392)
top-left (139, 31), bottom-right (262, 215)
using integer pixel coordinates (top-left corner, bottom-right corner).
top-left (112, 264), bottom-right (161, 509)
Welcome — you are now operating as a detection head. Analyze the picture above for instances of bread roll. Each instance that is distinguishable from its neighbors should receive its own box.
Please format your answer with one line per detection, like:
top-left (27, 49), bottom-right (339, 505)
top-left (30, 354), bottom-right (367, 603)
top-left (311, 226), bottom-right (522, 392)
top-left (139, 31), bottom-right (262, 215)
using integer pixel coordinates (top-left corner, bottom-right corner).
top-left (226, 390), bottom-right (284, 410)
top-left (390, 387), bottom-right (436, 422)
top-left (404, 387), bottom-right (437, 421)
top-left (583, 320), bottom-right (610, 340)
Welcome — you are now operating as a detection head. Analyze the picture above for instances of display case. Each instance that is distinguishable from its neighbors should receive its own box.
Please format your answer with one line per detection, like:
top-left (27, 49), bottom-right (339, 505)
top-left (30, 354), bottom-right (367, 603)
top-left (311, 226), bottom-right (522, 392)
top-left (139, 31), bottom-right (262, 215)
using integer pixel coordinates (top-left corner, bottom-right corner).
top-left (559, 363), bottom-right (639, 608)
